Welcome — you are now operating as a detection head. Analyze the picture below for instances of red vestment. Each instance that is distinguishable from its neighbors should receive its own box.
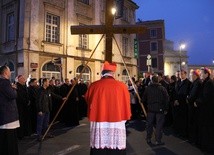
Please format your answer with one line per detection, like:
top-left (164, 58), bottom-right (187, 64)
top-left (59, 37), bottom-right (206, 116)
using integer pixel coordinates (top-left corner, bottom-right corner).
top-left (85, 77), bottom-right (131, 122)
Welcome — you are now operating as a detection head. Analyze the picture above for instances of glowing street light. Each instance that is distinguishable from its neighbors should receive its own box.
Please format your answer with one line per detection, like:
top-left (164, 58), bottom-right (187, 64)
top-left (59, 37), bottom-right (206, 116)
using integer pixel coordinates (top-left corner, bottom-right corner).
top-left (179, 43), bottom-right (186, 71)
top-left (111, 7), bottom-right (117, 15)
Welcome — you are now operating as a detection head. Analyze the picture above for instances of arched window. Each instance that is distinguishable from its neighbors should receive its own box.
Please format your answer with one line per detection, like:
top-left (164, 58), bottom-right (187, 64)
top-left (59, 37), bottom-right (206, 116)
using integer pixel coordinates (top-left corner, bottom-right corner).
top-left (42, 61), bottom-right (61, 79)
top-left (8, 61), bottom-right (15, 82)
top-left (76, 65), bottom-right (90, 81)
top-left (122, 69), bottom-right (129, 83)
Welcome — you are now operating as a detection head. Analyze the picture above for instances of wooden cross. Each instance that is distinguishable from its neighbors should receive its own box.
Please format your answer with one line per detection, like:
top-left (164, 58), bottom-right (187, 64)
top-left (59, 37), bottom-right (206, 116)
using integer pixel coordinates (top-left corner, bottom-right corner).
top-left (70, 0), bottom-right (146, 62)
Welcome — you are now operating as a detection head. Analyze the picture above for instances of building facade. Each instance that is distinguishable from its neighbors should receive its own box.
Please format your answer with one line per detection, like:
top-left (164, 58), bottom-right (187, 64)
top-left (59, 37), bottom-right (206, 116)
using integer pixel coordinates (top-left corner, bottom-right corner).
top-left (136, 20), bottom-right (165, 74)
top-left (164, 39), bottom-right (188, 76)
top-left (0, 0), bottom-right (139, 83)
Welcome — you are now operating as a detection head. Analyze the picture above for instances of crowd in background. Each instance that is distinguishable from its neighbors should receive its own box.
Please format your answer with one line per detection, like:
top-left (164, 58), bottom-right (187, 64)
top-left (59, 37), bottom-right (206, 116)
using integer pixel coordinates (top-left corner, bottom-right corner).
top-left (14, 76), bottom-right (90, 141)
top-left (127, 67), bottom-right (214, 153)
top-left (1, 64), bottom-right (214, 154)
top-left (14, 66), bottom-right (214, 153)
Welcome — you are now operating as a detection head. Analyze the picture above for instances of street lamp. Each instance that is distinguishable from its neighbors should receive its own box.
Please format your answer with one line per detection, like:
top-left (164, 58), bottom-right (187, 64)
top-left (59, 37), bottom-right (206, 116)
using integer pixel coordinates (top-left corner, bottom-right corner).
top-left (111, 7), bottom-right (117, 15)
top-left (179, 44), bottom-right (186, 71)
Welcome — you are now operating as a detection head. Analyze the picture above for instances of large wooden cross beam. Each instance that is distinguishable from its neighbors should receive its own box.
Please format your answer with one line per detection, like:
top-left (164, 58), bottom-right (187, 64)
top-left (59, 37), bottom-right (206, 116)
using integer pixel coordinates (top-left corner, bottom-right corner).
top-left (71, 0), bottom-right (146, 62)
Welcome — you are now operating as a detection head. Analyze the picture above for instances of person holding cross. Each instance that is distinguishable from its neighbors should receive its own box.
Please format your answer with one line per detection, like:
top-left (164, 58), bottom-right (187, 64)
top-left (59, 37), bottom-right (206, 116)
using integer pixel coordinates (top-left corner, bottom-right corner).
top-left (85, 61), bottom-right (131, 155)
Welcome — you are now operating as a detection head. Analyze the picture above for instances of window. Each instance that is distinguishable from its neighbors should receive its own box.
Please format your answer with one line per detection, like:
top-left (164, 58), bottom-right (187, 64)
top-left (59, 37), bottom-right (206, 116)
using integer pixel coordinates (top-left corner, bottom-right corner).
top-left (45, 13), bottom-right (60, 43)
top-left (6, 12), bottom-right (15, 41)
top-left (151, 42), bottom-right (158, 51)
top-left (122, 37), bottom-right (129, 56)
top-left (78, 0), bottom-right (89, 5)
top-left (79, 24), bottom-right (89, 49)
top-left (122, 69), bottom-right (129, 83)
top-left (42, 61), bottom-right (61, 79)
top-left (76, 65), bottom-right (91, 81)
top-left (8, 61), bottom-right (15, 82)
top-left (79, 34), bottom-right (89, 49)
top-left (122, 7), bottom-right (128, 21)
top-left (150, 29), bottom-right (157, 38)
top-left (152, 58), bottom-right (157, 68)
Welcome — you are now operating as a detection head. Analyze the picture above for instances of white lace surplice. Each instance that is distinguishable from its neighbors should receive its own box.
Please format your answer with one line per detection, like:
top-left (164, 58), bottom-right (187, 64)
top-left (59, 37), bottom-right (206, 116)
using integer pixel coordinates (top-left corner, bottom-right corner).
top-left (90, 121), bottom-right (126, 150)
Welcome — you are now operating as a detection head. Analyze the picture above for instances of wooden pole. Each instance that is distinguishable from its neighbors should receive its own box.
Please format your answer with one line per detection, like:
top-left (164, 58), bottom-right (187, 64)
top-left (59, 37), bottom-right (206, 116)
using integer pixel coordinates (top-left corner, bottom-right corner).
top-left (41, 35), bottom-right (105, 141)
top-left (113, 35), bottom-right (147, 118)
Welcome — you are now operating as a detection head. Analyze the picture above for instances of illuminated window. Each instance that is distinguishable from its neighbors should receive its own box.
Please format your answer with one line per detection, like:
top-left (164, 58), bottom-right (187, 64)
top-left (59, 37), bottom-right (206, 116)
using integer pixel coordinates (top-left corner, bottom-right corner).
top-left (76, 65), bottom-right (91, 81)
top-left (79, 23), bottom-right (89, 49)
top-left (45, 13), bottom-right (60, 43)
top-left (42, 61), bottom-right (61, 79)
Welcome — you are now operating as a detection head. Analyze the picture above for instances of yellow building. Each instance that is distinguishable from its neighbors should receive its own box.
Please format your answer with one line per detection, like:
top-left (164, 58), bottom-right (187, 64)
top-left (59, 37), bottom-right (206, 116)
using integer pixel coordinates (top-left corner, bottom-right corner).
top-left (0, 0), bottom-right (139, 83)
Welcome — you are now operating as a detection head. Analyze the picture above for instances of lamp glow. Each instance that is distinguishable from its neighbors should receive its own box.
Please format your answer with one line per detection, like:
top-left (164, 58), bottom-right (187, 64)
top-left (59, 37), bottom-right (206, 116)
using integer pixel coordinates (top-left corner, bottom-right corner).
top-left (111, 8), bottom-right (116, 15)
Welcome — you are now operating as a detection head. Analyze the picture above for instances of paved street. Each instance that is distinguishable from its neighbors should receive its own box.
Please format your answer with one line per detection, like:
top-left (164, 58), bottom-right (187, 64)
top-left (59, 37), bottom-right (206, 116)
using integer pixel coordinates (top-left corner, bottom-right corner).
top-left (19, 118), bottom-right (206, 155)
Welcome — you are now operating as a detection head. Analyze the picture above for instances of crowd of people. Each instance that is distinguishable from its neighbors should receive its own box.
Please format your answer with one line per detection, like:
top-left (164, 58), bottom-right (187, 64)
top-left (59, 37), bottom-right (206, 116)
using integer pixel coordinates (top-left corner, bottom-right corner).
top-left (128, 68), bottom-right (214, 154)
top-left (0, 63), bottom-right (214, 155)
top-left (0, 64), bottom-right (90, 152)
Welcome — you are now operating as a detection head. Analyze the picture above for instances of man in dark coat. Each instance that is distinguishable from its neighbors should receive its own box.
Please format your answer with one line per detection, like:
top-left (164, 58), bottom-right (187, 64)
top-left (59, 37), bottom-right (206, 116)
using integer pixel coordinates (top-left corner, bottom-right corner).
top-left (186, 70), bottom-right (202, 144)
top-left (196, 67), bottom-right (214, 153)
top-left (36, 78), bottom-right (65, 141)
top-left (77, 79), bottom-right (88, 119)
top-left (16, 75), bottom-right (31, 139)
top-left (168, 75), bottom-right (177, 127)
top-left (28, 78), bottom-right (39, 134)
top-left (142, 74), bottom-right (169, 145)
top-left (48, 79), bottom-right (62, 122)
top-left (60, 78), bottom-right (79, 127)
top-left (0, 65), bottom-right (19, 155)
top-left (173, 70), bottom-right (191, 138)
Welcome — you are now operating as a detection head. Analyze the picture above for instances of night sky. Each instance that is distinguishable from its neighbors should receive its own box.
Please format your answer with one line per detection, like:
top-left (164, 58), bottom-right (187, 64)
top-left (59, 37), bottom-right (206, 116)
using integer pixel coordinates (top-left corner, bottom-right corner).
top-left (133, 0), bottom-right (214, 65)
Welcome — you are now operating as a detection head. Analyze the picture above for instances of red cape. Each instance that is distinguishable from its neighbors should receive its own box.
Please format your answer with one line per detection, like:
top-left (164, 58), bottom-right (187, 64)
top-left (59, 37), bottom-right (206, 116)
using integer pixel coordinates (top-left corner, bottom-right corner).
top-left (85, 77), bottom-right (131, 122)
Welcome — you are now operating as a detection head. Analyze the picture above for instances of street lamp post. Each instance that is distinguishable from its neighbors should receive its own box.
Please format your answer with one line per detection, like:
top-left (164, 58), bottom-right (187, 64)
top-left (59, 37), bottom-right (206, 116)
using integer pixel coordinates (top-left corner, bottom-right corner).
top-left (179, 44), bottom-right (186, 71)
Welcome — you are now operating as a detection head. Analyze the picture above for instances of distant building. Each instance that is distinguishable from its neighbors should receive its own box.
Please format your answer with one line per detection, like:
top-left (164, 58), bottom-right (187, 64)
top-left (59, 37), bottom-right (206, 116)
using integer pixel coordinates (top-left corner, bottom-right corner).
top-left (0, 0), bottom-right (139, 83)
top-left (164, 39), bottom-right (188, 76)
top-left (136, 20), bottom-right (165, 74)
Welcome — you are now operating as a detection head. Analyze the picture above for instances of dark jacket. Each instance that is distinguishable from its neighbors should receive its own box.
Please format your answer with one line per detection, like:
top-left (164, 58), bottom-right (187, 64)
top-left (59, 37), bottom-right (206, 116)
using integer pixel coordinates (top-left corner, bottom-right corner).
top-left (175, 78), bottom-right (192, 104)
top-left (37, 87), bottom-right (52, 113)
top-left (142, 83), bottom-right (169, 113)
top-left (187, 78), bottom-right (202, 104)
top-left (16, 82), bottom-right (30, 113)
top-left (196, 77), bottom-right (214, 125)
top-left (0, 77), bottom-right (19, 125)
top-left (36, 86), bottom-right (62, 113)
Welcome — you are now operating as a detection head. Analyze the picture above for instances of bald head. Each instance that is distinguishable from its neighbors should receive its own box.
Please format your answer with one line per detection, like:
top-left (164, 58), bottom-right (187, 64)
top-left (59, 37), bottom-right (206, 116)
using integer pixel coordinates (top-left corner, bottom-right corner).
top-left (0, 65), bottom-right (11, 79)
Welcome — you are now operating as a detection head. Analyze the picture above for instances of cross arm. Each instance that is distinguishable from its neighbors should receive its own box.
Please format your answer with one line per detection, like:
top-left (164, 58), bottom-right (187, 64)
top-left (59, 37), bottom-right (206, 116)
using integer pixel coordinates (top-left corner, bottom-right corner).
top-left (70, 25), bottom-right (106, 34)
top-left (112, 25), bottom-right (147, 34)
top-left (70, 25), bottom-right (147, 35)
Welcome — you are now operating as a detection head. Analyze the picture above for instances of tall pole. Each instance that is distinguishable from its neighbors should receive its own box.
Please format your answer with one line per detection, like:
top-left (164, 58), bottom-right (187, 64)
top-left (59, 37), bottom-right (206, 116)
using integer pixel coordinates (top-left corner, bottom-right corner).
top-left (179, 46), bottom-right (182, 71)
top-left (179, 43), bottom-right (186, 71)
top-left (105, 0), bottom-right (114, 62)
